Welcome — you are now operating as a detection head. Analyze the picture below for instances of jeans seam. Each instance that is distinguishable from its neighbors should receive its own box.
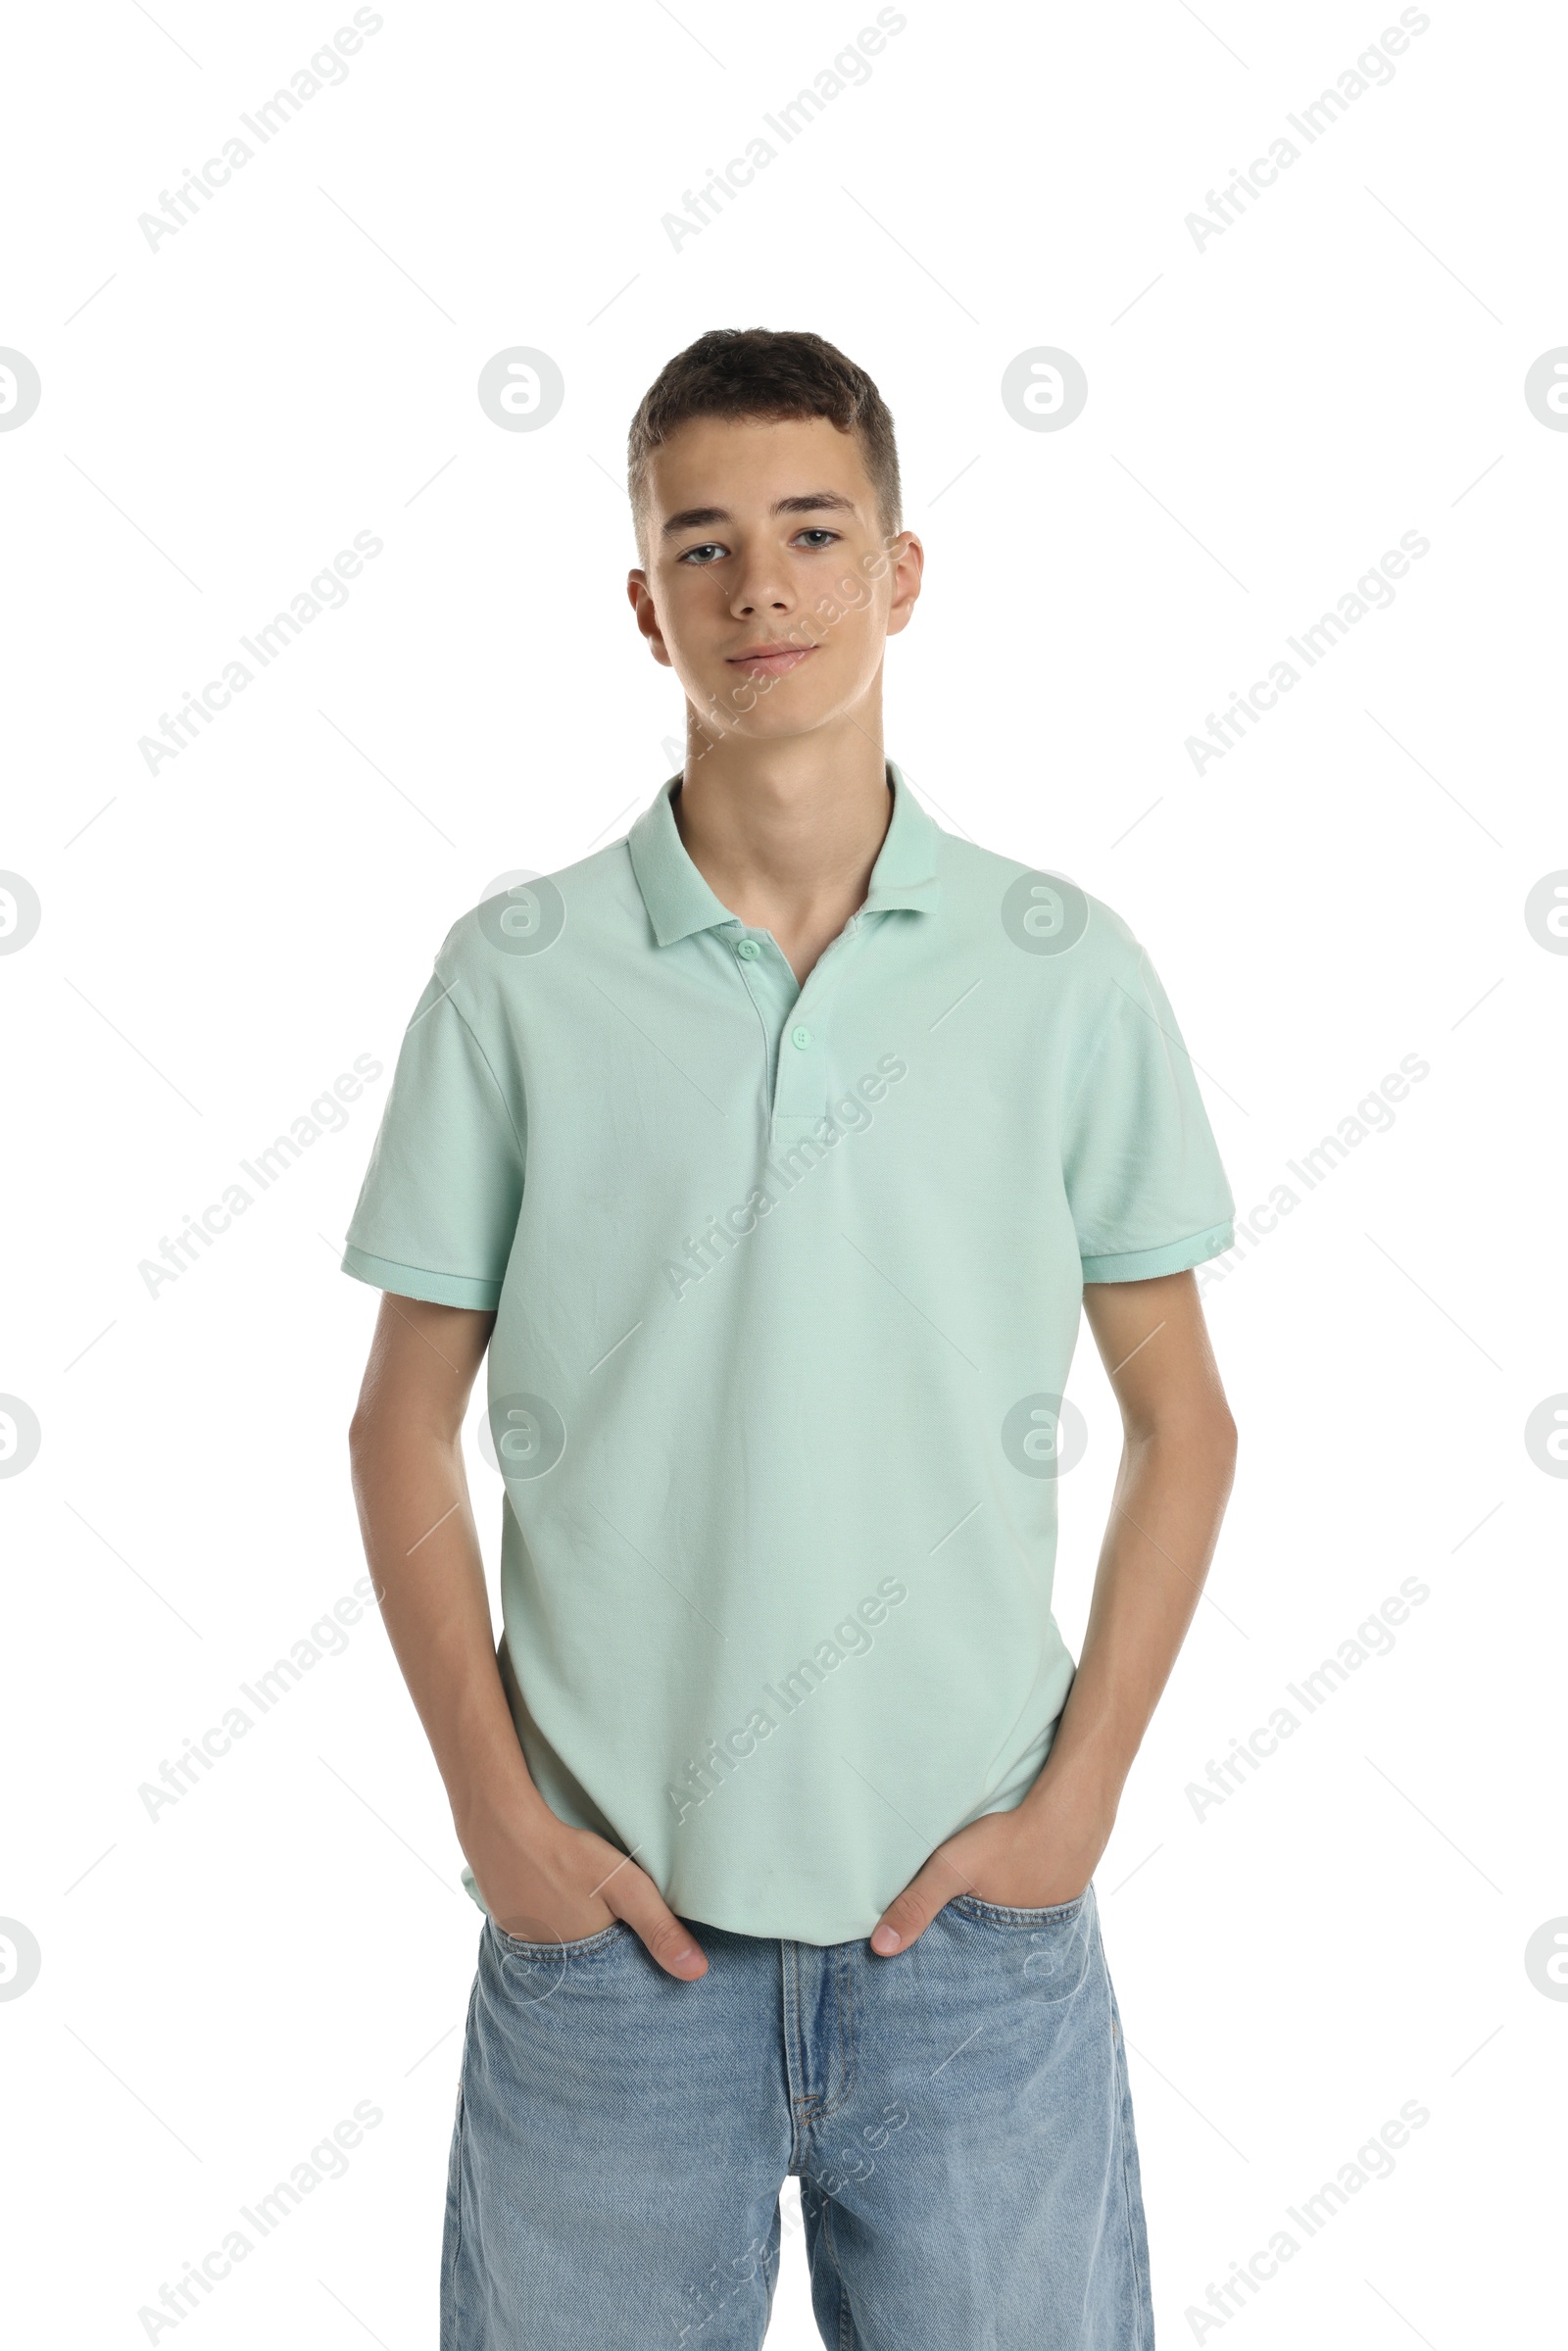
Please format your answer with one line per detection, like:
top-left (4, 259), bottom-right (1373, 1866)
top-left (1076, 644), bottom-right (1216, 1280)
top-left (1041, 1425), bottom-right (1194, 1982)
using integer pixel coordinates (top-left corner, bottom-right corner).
top-left (1110, 1977), bottom-right (1151, 2348)
top-left (818, 2194), bottom-right (856, 2351)
top-left (489, 1915), bottom-right (629, 1961)
top-left (790, 1942), bottom-right (819, 2122)
top-left (953, 1887), bottom-right (1091, 1927)
top-left (446, 2080), bottom-right (466, 2349)
top-left (441, 1970), bottom-right (479, 2351)
top-left (811, 1939), bottom-right (857, 2126)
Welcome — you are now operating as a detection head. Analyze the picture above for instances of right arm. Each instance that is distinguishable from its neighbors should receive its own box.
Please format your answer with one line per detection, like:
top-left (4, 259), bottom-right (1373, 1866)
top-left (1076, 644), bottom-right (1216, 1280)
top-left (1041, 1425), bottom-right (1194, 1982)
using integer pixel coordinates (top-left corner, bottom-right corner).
top-left (346, 1289), bottom-right (708, 1978)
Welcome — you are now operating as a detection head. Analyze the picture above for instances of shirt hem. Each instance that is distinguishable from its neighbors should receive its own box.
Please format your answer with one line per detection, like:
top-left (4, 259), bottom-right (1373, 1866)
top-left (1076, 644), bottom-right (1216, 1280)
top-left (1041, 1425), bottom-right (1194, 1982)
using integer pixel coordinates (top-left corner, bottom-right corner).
top-left (1080, 1221), bottom-right (1235, 1283)
top-left (340, 1245), bottom-right (503, 1311)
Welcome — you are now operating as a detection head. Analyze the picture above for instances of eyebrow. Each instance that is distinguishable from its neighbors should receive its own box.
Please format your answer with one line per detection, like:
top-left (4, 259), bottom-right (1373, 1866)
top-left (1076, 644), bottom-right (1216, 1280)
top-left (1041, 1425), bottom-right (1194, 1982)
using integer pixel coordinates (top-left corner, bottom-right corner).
top-left (660, 490), bottom-right (858, 538)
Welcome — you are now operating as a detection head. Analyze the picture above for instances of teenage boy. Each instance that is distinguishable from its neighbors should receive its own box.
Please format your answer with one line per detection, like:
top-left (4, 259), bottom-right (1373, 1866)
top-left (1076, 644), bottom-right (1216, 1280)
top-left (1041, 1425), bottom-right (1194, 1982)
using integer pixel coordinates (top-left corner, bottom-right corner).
top-left (344, 326), bottom-right (1238, 2349)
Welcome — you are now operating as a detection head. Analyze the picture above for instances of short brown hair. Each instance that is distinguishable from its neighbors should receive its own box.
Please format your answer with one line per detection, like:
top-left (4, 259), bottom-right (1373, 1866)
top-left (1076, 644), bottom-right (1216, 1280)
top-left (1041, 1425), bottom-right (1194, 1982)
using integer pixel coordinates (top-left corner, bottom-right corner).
top-left (627, 327), bottom-right (902, 561)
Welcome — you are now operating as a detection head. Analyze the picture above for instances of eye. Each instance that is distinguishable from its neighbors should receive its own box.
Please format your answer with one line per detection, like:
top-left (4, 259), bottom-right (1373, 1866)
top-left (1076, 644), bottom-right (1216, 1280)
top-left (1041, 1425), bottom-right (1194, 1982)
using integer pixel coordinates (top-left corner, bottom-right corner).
top-left (793, 528), bottom-right (841, 549)
top-left (677, 541), bottom-right (728, 565)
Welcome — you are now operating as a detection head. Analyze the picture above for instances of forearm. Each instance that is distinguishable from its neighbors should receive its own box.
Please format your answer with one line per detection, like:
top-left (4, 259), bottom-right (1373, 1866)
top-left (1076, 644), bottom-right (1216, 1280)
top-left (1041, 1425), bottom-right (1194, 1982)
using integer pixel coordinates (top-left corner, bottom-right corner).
top-left (348, 1415), bottom-right (549, 1849)
top-left (345, 1291), bottom-right (707, 1971)
top-left (1022, 1412), bottom-right (1237, 1823)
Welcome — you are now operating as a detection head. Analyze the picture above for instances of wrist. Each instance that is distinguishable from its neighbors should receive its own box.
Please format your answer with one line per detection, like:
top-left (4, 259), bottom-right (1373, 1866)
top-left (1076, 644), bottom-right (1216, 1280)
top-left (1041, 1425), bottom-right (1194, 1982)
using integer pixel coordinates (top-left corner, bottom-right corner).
top-left (1020, 1744), bottom-right (1126, 1835)
top-left (454, 1776), bottom-right (556, 1863)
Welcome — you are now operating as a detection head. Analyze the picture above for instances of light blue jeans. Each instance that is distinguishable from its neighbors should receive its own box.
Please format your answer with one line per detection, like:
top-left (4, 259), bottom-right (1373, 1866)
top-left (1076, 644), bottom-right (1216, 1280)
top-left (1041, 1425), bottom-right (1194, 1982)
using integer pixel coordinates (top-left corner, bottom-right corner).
top-left (441, 1886), bottom-right (1152, 2348)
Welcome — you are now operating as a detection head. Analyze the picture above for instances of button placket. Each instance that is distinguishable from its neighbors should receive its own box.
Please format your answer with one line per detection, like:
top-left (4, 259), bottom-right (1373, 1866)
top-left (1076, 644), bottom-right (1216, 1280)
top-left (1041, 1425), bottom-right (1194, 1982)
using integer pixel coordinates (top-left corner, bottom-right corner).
top-left (770, 928), bottom-right (858, 1127)
top-left (725, 926), bottom-right (799, 1116)
top-left (770, 903), bottom-right (883, 1123)
top-left (727, 911), bottom-right (878, 1135)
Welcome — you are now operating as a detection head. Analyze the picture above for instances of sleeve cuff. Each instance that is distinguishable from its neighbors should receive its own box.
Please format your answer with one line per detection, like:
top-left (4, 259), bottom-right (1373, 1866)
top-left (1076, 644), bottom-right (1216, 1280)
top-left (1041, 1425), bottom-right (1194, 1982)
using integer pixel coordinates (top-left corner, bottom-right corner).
top-left (340, 1245), bottom-right (503, 1311)
top-left (1079, 1222), bottom-right (1235, 1284)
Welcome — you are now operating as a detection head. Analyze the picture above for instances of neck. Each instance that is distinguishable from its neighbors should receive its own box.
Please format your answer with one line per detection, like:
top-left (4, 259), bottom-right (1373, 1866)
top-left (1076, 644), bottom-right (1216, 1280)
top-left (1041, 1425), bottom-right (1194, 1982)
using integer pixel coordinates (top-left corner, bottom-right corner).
top-left (671, 713), bottom-right (892, 972)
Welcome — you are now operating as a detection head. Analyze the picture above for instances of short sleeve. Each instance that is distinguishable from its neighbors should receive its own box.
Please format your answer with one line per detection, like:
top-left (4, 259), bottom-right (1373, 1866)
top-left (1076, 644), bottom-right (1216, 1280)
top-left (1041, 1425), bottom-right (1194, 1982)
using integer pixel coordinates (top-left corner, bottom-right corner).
top-left (1062, 949), bottom-right (1234, 1283)
top-left (341, 967), bottom-right (525, 1310)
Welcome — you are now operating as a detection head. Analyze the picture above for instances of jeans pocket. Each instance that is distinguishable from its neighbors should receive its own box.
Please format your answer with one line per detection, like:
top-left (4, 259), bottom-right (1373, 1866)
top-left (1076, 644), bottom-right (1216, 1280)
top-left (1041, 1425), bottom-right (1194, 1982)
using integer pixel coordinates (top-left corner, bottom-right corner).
top-left (949, 1887), bottom-right (1096, 2001)
top-left (487, 1914), bottom-right (631, 1962)
top-left (950, 1886), bottom-right (1092, 1929)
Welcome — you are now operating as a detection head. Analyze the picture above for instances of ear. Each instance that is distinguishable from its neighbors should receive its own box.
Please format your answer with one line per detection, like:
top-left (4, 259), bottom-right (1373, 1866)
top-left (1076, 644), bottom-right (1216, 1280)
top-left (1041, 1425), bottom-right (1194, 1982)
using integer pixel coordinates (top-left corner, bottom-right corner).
top-left (627, 572), bottom-right (673, 668)
top-left (883, 532), bottom-right (924, 640)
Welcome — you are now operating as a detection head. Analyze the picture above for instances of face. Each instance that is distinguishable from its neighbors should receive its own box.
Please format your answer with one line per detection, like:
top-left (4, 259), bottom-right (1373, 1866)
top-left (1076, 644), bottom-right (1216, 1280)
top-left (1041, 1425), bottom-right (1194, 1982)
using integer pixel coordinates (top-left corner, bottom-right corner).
top-left (627, 413), bottom-right (922, 746)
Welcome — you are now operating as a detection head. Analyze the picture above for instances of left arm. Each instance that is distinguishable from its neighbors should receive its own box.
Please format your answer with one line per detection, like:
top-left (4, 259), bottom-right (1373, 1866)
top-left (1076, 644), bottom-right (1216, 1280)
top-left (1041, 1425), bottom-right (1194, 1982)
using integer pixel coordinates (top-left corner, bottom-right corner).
top-left (869, 1268), bottom-right (1237, 1954)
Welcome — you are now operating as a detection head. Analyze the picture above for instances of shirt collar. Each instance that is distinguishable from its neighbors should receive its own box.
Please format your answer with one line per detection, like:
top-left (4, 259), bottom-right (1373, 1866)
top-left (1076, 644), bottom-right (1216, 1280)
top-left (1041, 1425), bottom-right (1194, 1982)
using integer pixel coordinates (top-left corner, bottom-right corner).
top-left (626, 759), bottom-right (941, 948)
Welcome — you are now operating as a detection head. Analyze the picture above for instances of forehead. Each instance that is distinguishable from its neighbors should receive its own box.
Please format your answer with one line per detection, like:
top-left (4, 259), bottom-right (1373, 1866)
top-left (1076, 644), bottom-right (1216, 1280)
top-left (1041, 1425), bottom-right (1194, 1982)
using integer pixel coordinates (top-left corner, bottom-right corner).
top-left (644, 411), bottom-right (874, 518)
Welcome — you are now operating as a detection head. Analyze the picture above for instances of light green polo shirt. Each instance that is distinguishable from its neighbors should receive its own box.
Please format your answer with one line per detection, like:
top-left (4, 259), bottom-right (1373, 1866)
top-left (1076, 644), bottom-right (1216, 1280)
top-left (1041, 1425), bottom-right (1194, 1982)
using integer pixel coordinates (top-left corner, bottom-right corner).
top-left (342, 763), bottom-right (1233, 1943)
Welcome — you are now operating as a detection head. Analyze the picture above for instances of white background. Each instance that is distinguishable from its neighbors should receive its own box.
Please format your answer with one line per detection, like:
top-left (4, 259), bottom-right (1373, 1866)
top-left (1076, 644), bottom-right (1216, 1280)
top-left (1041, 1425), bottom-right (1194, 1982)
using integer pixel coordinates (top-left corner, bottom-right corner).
top-left (2, 0), bottom-right (1565, 2342)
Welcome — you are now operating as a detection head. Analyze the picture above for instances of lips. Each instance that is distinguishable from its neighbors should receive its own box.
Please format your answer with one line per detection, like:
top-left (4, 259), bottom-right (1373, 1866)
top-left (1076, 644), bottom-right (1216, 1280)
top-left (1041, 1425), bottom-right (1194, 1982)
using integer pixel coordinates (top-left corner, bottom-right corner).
top-left (724, 643), bottom-right (818, 678)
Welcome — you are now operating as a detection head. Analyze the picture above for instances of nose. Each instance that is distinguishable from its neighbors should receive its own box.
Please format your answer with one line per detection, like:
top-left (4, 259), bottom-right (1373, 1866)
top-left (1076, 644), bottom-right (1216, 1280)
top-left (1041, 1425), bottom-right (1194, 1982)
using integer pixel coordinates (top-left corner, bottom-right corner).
top-left (729, 543), bottom-right (796, 620)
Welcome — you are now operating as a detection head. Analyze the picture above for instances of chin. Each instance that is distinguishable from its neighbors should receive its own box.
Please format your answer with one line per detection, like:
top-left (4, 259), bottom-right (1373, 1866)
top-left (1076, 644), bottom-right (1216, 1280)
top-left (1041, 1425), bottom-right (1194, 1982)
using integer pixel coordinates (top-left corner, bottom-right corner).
top-left (737, 706), bottom-right (845, 746)
top-left (739, 667), bottom-right (867, 724)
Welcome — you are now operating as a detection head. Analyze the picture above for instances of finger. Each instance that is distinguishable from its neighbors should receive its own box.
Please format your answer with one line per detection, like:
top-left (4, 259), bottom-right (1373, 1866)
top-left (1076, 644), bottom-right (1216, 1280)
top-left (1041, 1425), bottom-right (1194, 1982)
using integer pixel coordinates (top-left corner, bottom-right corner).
top-left (604, 1869), bottom-right (709, 1980)
top-left (869, 1854), bottom-right (973, 1957)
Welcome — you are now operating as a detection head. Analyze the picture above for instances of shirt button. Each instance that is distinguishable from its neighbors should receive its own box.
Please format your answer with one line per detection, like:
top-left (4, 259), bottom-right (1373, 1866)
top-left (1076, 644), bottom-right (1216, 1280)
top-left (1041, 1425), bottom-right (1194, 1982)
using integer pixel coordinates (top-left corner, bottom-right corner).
top-left (736, 939), bottom-right (760, 960)
top-left (791, 1024), bottom-right (812, 1050)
